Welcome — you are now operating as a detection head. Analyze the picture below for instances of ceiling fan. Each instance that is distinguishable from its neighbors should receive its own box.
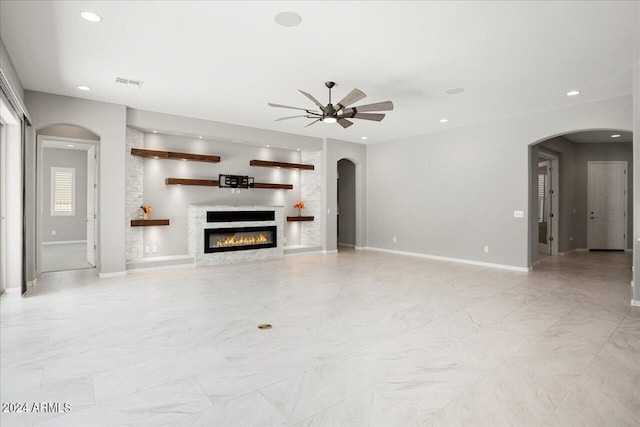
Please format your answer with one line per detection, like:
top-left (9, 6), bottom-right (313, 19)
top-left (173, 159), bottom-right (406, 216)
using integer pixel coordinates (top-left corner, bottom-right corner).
top-left (268, 81), bottom-right (394, 128)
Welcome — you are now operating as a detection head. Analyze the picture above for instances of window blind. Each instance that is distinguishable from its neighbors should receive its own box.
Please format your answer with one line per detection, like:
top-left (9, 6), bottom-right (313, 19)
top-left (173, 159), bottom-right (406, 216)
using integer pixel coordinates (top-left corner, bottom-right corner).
top-left (51, 167), bottom-right (75, 215)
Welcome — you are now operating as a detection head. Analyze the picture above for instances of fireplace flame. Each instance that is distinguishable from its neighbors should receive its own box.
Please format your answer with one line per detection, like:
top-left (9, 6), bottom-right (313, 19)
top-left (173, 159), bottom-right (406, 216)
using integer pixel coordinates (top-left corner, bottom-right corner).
top-left (216, 233), bottom-right (269, 247)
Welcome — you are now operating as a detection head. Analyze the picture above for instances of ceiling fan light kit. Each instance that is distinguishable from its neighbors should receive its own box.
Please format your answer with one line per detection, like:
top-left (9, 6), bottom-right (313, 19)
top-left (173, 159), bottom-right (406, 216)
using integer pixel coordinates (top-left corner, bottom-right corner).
top-left (269, 81), bottom-right (393, 128)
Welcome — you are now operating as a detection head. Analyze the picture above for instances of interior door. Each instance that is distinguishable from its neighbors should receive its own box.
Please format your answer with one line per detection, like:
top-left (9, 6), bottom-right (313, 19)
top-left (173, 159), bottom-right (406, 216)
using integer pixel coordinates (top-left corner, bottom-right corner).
top-left (588, 161), bottom-right (626, 250)
top-left (86, 146), bottom-right (96, 266)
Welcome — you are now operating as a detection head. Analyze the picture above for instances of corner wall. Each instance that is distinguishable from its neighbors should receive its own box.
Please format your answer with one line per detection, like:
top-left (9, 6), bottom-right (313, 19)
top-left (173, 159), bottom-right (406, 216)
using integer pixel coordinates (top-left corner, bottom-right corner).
top-left (25, 91), bottom-right (127, 276)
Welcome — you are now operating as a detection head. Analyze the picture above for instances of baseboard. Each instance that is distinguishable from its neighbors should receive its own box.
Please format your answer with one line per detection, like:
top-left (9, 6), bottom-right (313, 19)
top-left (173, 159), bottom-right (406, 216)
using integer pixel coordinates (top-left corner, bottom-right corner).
top-left (559, 249), bottom-right (575, 256)
top-left (42, 240), bottom-right (87, 245)
top-left (322, 250), bottom-right (338, 255)
top-left (98, 271), bottom-right (127, 279)
top-left (338, 243), bottom-right (355, 248)
top-left (127, 263), bottom-right (196, 274)
top-left (355, 246), bottom-right (365, 250)
top-left (363, 246), bottom-right (531, 272)
top-left (284, 250), bottom-right (324, 257)
top-left (625, 248), bottom-right (633, 253)
top-left (575, 248), bottom-right (589, 252)
top-left (3, 287), bottom-right (20, 294)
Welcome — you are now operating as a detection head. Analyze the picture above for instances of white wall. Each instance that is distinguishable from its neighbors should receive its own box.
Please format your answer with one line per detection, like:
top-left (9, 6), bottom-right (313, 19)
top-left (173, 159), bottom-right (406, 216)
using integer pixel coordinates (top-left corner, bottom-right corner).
top-left (25, 91), bottom-right (127, 276)
top-left (633, 11), bottom-right (640, 303)
top-left (367, 95), bottom-right (633, 269)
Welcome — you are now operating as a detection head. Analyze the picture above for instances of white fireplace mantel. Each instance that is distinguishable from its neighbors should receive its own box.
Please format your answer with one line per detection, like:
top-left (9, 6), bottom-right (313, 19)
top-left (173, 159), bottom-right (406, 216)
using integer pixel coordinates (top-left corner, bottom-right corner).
top-left (188, 205), bottom-right (284, 265)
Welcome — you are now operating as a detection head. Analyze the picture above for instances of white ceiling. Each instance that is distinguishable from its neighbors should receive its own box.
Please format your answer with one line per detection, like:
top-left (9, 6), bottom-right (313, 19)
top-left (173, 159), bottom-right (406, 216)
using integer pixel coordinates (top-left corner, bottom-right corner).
top-left (1, 1), bottom-right (638, 144)
top-left (563, 130), bottom-right (633, 143)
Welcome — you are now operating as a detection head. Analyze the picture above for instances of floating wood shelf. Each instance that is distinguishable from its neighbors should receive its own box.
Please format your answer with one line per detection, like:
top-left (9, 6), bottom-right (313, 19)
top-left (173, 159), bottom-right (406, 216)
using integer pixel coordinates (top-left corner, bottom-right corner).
top-left (131, 219), bottom-right (170, 227)
top-left (250, 160), bottom-right (314, 170)
top-left (131, 148), bottom-right (220, 163)
top-left (165, 178), bottom-right (219, 186)
top-left (251, 182), bottom-right (293, 190)
top-left (287, 216), bottom-right (314, 222)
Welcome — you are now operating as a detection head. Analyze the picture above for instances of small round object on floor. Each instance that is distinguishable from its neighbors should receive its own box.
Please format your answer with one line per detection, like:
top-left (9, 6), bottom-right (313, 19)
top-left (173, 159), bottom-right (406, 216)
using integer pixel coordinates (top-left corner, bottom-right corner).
top-left (257, 324), bottom-right (272, 330)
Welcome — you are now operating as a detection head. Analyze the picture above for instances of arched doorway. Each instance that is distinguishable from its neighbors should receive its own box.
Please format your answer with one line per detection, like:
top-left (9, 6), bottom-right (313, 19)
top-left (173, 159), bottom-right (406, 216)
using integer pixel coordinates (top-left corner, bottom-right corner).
top-left (337, 158), bottom-right (356, 250)
top-left (529, 129), bottom-right (633, 267)
top-left (36, 124), bottom-right (100, 273)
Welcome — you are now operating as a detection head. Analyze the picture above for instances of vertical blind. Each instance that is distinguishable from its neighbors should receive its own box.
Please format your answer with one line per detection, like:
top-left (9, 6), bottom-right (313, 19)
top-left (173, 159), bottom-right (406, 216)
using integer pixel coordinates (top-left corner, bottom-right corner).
top-left (51, 167), bottom-right (75, 215)
top-left (538, 173), bottom-right (547, 223)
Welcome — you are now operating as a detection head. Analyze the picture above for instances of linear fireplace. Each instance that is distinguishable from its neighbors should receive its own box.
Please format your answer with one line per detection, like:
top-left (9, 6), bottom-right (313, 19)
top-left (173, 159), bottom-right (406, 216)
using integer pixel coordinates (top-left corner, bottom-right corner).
top-left (204, 226), bottom-right (277, 253)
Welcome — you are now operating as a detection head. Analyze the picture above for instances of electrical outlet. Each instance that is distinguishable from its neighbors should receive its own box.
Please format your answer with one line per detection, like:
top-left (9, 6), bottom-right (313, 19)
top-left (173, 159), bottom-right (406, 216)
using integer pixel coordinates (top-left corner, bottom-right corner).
top-left (152, 246), bottom-right (158, 254)
top-left (283, 237), bottom-right (287, 244)
top-left (513, 210), bottom-right (524, 218)
top-left (484, 246), bottom-right (489, 253)
top-left (52, 230), bottom-right (56, 235)
top-left (393, 236), bottom-right (397, 243)
top-left (144, 246), bottom-right (150, 254)
top-left (327, 208), bottom-right (331, 214)
top-left (569, 237), bottom-right (574, 241)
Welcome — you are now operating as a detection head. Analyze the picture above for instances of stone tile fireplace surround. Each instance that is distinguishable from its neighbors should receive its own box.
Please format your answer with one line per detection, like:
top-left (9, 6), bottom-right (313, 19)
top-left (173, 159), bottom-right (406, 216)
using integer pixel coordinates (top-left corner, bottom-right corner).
top-left (188, 205), bottom-right (284, 265)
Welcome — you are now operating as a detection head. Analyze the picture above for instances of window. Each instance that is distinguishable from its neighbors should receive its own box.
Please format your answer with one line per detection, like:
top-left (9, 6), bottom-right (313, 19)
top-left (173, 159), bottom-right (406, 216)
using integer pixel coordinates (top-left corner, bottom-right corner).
top-left (51, 167), bottom-right (75, 216)
top-left (538, 173), bottom-right (547, 223)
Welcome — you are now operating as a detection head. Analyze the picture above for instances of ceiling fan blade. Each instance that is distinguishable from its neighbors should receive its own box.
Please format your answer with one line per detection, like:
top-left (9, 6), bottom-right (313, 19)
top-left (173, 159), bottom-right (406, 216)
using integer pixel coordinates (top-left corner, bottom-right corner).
top-left (275, 115), bottom-right (311, 122)
top-left (344, 101), bottom-right (394, 114)
top-left (337, 118), bottom-right (354, 128)
top-left (304, 118), bottom-right (322, 128)
top-left (335, 88), bottom-right (366, 110)
top-left (351, 112), bottom-right (386, 121)
top-left (299, 90), bottom-right (325, 110)
top-left (268, 102), bottom-right (317, 112)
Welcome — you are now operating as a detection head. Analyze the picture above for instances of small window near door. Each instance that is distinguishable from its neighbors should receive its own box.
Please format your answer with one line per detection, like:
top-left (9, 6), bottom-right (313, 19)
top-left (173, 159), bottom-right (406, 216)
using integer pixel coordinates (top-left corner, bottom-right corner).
top-left (51, 167), bottom-right (75, 216)
top-left (537, 173), bottom-right (547, 223)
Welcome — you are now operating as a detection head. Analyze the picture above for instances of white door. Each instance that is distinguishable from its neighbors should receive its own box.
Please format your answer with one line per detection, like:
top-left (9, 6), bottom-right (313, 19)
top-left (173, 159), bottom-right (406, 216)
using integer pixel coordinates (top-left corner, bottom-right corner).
top-left (588, 161), bottom-right (627, 250)
top-left (86, 146), bottom-right (96, 266)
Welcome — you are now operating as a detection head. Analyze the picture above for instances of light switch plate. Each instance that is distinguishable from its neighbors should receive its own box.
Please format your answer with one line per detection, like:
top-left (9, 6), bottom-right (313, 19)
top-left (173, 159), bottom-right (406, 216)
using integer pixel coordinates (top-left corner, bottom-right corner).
top-left (513, 210), bottom-right (524, 218)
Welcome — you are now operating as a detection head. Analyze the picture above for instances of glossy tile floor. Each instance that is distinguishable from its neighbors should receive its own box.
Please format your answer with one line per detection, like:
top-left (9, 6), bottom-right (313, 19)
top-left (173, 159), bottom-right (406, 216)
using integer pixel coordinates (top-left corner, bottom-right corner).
top-left (1, 250), bottom-right (638, 426)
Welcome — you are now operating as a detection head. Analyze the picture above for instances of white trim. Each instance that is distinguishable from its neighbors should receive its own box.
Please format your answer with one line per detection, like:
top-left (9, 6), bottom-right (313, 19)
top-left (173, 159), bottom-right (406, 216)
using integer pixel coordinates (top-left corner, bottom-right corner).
top-left (355, 246), bottom-right (365, 250)
top-left (631, 299), bottom-right (640, 308)
top-left (3, 287), bottom-right (20, 293)
top-left (42, 240), bottom-right (87, 245)
top-left (98, 271), bottom-right (127, 279)
top-left (363, 246), bottom-right (531, 272)
top-left (338, 242), bottom-right (355, 248)
top-left (322, 250), bottom-right (338, 255)
top-left (126, 263), bottom-right (196, 274)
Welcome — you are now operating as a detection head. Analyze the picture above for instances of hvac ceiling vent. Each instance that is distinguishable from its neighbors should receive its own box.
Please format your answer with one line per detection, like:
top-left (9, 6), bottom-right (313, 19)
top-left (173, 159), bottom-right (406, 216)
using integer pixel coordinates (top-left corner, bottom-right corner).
top-left (115, 77), bottom-right (143, 88)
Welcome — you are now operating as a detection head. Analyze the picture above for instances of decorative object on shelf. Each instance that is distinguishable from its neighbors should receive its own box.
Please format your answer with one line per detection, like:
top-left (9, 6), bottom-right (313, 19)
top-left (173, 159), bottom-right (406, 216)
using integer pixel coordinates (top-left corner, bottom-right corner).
top-left (165, 177), bottom-right (293, 190)
top-left (140, 204), bottom-right (152, 220)
top-left (294, 201), bottom-right (305, 216)
top-left (268, 81), bottom-right (394, 128)
top-left (249, 160), bottom-right (314, 170)
top-left (131, 219), bottom-right (170, 227)
top-left (130, 148), bottom-right (220, 163)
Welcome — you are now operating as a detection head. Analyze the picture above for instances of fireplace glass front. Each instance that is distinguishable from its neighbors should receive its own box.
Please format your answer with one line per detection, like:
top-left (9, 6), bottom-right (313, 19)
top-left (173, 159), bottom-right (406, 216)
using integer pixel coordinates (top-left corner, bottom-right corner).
top-left (204, 226), bottom-right (277, 253)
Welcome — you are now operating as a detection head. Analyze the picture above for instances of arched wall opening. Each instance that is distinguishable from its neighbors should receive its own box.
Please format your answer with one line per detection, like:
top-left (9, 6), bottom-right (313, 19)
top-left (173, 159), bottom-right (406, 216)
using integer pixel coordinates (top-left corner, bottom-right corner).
top-left (528, 128), bottom-right (633, 267)
top-left (35, 123), bottom-right (101, 274)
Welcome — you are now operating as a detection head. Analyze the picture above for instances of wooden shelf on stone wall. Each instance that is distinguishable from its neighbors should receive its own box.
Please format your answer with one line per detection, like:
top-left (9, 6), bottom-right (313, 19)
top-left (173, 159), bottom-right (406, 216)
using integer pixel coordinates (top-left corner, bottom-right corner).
top-left (131, 219), bottom-right (170, 227)
top-left (287, 216), bottom-right (314, 222)
top-left (250, 160), bottom-right (314, 170)
top-left (165, 178), bottom-right (220, 186)
top-left (131, 148), bottom-right (221, 163)
top-left (250, 182), bottom-right (293, 190)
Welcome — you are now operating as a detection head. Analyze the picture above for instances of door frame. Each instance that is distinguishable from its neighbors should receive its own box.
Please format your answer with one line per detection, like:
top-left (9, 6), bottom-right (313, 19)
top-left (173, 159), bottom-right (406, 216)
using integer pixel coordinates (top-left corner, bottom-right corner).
top-left (538, 150), bottom-right (559, 255)
top-left (36, 135), bottom-right (99, 274)
top-left (587, 160), bottom-right (627, 250)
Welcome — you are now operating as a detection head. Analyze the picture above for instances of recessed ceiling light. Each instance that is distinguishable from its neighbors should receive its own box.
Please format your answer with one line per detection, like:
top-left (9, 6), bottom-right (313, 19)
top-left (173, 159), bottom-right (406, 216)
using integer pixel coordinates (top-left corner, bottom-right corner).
top-left (361, 136), bottom-right (368, 140)
top-left (446, 88), bottom-right (464, 95)
top-left (198, 136), bottom-right (203, 139)
top-left (566, 90), bottom-right (580, 96)
top-left (152, 130), bottom-right (157, 133)
top-left (76, 85), bottom-right (90, 91)
top-left (440, 118), bottom-right (449, 123)
top-left (611, 134), bottom-right (621, 138)
top-left (80, 11), bottom-right (102, 23)
top-left (296, 148), bottom-right (301, 151)
top-left (266, 145), bottom-right (270, 147)
top-left (275, 11), bottom-right (302, 27)
top-left (66, 144), bottom-right (75, 148)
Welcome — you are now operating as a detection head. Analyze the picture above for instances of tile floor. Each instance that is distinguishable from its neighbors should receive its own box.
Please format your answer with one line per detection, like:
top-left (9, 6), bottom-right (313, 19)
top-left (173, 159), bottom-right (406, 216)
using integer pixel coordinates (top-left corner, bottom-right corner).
top-left (0, 249), bottom-right (638, 426)
top-left (41, 243), bottom-right (95, 272)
